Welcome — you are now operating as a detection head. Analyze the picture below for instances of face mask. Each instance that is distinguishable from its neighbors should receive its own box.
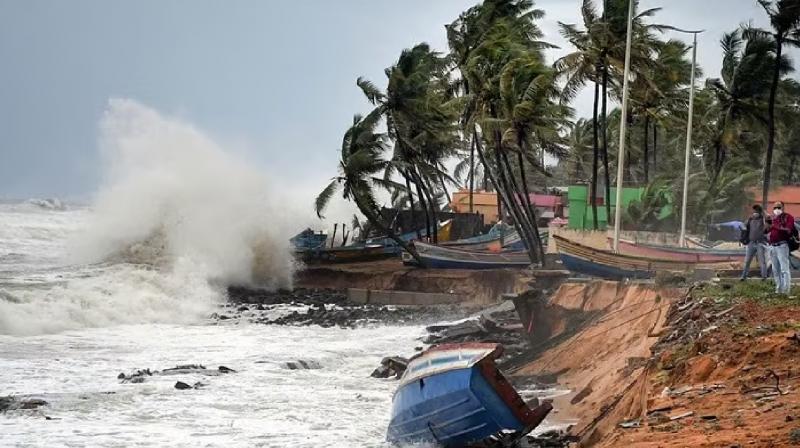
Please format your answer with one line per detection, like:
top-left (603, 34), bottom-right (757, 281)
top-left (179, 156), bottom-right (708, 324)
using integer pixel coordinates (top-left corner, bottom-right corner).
top-left (774, 209), bottom-right (783, 216)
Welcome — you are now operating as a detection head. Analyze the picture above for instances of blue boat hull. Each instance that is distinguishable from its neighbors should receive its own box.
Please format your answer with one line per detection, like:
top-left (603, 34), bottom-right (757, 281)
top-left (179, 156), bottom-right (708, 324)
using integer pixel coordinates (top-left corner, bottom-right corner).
top-left (388, 367), bottom-right (524, 446)
top-left (559, 253), bottom-right (652, 280)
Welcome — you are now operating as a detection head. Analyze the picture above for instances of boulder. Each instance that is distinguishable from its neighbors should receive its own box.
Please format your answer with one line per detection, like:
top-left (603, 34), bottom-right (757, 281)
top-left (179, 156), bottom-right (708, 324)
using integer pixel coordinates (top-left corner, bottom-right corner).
top-left (283, 360), bottom-right (322, 370)
top-left (174, 381), bottom-right (193, 390)
top-left (370, 356), bottom-right (409, 379)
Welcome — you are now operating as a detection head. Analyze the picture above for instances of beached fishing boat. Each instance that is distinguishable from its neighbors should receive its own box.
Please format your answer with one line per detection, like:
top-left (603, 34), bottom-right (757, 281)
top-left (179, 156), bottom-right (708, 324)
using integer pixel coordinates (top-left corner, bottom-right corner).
top-left (387, 343), bottom-right (551, 447)
top-left (404, 241), bottom-right (531, 269)
top-left (289, 228), bottom-right (327, 251)
top-left (611, 238), bottom-right (744, 263)
top-left (441, 222), bottom-right (508, 247)
top-left (297, 243), bottom-right (399, 264)
top-left (481, 230), bottom-right (547, 252)
top-left (554, 235), bottom-right (736, 279)
top-left (367, 219), bottom-right (454, 247)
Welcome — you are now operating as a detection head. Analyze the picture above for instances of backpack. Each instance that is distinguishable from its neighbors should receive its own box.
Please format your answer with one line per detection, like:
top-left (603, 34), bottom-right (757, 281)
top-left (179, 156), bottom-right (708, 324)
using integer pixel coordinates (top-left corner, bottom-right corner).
top-left (780, 214), bottom-right (800, 252)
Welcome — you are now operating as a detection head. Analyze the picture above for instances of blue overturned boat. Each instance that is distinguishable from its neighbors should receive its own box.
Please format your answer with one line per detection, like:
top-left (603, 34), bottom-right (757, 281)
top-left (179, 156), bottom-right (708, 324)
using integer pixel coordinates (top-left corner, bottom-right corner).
top-left (387, 343), bottom-right (552, 447)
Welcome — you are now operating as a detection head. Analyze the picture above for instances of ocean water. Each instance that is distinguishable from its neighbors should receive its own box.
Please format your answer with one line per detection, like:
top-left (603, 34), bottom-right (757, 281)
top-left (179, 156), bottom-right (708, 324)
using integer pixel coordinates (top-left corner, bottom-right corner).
top-left (0, 100), bottom-right (433, 447)
top-left (0, 100), bottom-right (558, 447)
top-left (0, 201), bottom-right (428, 447)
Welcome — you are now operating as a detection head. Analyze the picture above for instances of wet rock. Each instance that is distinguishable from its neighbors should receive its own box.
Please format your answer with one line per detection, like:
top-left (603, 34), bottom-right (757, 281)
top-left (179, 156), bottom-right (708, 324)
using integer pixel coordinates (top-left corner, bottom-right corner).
top-left (19, 399), bottom-right (48, 410)
top-left (0, 396), bottom-right (48, 411)
top-left (174, 381), bottom-right (192, 390)
top-left (370, 356), bottom-right (408, 379)
top-left (283, 360), bottom-right (322, 370)
top-left (163, 364), bottom-right (206, 372)
top-left (237, 305), bottom-right (249, 312)
top-left (227, 287), bottom-right (470, 328)
top-left (118, 369), bottom-right (153, 383)
top-left (120, 364), bottom-right (236, 383)
top-left (0, 396), bottom-right (16, 412)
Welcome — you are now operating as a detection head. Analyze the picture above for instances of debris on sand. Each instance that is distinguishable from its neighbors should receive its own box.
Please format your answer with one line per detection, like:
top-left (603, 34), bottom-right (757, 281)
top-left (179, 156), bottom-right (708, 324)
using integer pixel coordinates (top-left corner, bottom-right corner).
top-left (422, 304), bottom-right (529, 367)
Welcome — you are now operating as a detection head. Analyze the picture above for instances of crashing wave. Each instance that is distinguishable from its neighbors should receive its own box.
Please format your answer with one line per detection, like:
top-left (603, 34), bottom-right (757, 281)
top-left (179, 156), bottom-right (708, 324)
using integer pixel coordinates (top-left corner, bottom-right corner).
top-left (26, 198), bottom-right (66, 210)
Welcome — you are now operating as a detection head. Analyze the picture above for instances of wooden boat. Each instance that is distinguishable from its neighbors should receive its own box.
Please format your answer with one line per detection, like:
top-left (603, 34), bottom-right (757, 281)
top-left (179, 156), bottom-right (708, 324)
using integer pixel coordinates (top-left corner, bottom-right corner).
top-left (441, 223), bottom-right (508, 247)
top-left (685, 236), bottom-right (713, 249)
top-left (404, 241), bottom-right (532, 269)
top-left (482, 230), bottom-right (547, 252)
top-left (366, 219), bottom-right (454, 247)
top-left (611, 237), bottom-right (744, 263)
top-left (387, 343), bottom-right (551, 447)
top-left (289, 228), bottom-right (327, 251)
top-left (555, 235), bottom-right (737, 279)
top-left (296, 243), bottom-right (399, 264)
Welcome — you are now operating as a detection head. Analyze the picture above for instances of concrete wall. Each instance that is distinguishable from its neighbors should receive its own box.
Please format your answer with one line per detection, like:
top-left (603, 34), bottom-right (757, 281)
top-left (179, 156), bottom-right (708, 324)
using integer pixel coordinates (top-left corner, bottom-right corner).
top-left (347, 288), bottom-right (463, 306)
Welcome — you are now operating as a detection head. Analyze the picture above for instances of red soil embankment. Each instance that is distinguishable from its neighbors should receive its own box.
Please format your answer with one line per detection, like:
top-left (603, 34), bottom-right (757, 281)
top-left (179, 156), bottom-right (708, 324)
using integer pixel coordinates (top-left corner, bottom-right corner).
top-left (511, 281), bottom-right (681, 442)
top-left (591, 297), bottom-right (800, 448)
top-left (517, 280), bottom-right (800, 446)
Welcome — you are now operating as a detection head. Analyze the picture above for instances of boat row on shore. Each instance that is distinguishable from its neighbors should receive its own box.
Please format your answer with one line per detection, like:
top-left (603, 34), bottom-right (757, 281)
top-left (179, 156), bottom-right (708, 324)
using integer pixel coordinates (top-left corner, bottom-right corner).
top-left (291, 223), bottom-right (759, 279)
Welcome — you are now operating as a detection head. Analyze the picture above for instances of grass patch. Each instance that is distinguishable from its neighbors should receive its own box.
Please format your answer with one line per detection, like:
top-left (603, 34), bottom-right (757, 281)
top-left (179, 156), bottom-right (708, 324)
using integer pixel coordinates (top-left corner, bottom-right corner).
top-left (692, 280), bottom-right (800, 308)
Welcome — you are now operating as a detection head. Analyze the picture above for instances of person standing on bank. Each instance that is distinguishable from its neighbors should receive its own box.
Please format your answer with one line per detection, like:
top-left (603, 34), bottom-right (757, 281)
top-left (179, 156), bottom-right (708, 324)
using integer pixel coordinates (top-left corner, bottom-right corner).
top-left (767, 201), bottom-right (794, 294)
top-left (741, 204), bottom-right (768, 280)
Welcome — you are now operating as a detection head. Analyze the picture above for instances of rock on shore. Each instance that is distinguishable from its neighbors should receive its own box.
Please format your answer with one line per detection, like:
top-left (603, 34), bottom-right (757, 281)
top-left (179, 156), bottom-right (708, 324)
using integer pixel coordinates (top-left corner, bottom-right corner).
top-left (222, 287), bottom-right (472, 328)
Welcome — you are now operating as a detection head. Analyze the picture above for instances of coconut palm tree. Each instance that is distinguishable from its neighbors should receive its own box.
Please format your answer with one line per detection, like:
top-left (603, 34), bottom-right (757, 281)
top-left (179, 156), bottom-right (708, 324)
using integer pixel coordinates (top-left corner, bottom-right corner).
top-left (445, 0), bottom-right (553, 263)
top-left (357, 43), bottom-right (459, 243)
top-left (557, 0), bottom-right (664, 228)
top-left (623, 178), bottom-right (677, 231)
top-left (315, 113), bottom-right (423, 265)
top-left (744, 0), bottom-right (800, 207)
top-left (705, 30), bottom-right (777, 178)
top-left (561, 118), bottom-right (594, 183)
top-left (630, 39), bottom-right (693, 182)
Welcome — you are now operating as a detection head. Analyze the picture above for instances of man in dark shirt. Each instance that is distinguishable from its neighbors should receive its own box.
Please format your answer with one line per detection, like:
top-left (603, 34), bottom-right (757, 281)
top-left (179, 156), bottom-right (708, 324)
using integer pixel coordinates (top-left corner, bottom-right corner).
top-left (741, 204), bottom-right (768, 280)
top-left (766, 201), bottom-right (795, 294)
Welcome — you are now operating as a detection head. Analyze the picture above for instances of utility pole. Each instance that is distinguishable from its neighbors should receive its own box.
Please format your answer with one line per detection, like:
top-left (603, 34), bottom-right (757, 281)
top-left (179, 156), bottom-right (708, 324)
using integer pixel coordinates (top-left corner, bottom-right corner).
top-left (612, 0), bottom-right (635, 253)
top-left (675, 29), bottom-right (703, 247)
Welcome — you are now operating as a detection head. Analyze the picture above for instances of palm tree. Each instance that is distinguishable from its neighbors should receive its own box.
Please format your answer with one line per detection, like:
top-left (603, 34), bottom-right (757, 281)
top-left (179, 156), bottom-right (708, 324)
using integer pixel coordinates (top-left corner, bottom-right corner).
top-left (357, 43), bottom-right (459, 243)
top-left (445, 0), bottom-right (553, 264)
top-left (745, 0), bottom-right (800, 207)
top-left (446, 0), bottom-right (551, 221)
top-left (683, 164), bottom-right (760, 232)
top-left (630, 39), bottom-right (693, 182)
top-left (561, 118), bottom-right (594, 183)
top-left (557, 0), bottom-right (663, 228)
top-left (623, 178), bottom-right (677, 231)
top-left (315, 113), bottom-right (423, 265)
top-left (498, 52), bottom-right (572, 259)
top-left (705, 30), bottom-right (776, 178)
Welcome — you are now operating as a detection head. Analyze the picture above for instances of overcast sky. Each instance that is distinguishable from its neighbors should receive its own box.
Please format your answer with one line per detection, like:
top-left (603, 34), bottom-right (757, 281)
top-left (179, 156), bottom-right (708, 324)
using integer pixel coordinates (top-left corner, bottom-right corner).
top-left (0, 0), bottom-right (788, 201)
